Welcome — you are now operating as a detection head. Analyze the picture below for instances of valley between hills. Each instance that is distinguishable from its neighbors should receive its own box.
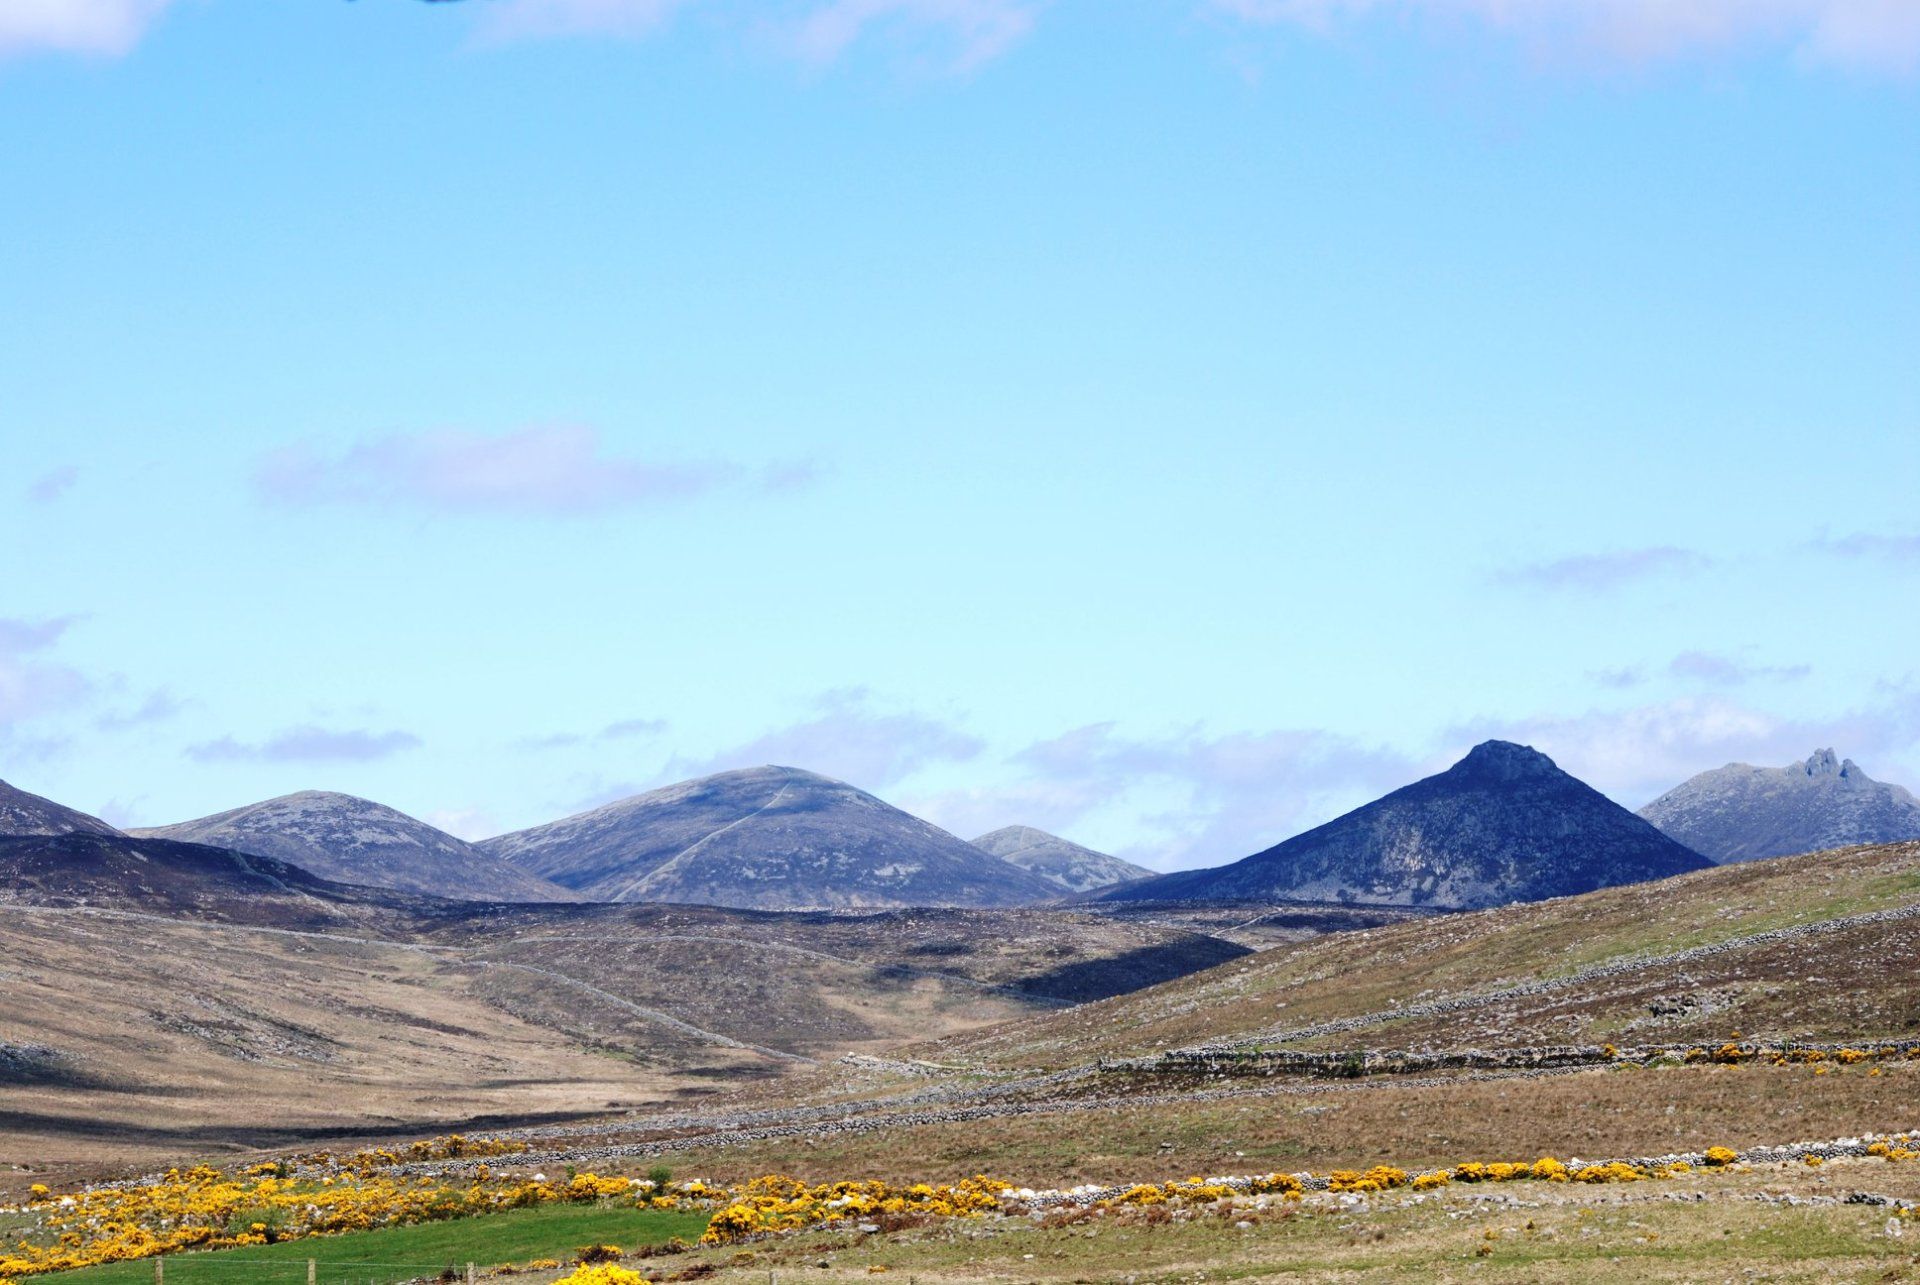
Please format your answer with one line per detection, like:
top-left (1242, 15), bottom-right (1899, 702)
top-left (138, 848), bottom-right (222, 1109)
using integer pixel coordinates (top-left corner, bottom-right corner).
top-left (2, 744), bottom-right (1919, 1281)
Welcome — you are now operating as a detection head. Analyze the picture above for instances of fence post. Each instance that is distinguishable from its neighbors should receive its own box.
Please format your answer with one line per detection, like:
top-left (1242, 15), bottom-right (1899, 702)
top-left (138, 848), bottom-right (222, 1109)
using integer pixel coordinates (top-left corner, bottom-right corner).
top-left (154, 1259), bottom-right (162, 1284)
top-left (468, 1264), bottom-right (477, 1283)
top-left (308, 1260), bottom-right (317, 1285)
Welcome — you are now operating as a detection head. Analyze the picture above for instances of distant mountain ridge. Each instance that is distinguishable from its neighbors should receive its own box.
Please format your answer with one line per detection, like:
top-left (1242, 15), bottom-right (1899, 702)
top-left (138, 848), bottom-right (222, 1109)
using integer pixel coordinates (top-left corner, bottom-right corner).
top-left (1101, 740), bottom-right (1711, 910)
top-left (129, 791), bottom-right (576, 903)
top-left (970, 826), bottom-right (1154, 894)
top-left (480, 765), bottom-right (1062, 910)
top-left (0, 778), bottom-right (121, 838)
top-left (1638, 749), bottom-right (1920, 864)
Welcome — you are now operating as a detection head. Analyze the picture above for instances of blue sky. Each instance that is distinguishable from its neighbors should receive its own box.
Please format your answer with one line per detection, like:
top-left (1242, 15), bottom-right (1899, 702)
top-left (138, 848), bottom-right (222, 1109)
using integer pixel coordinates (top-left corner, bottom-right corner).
top-left (3, 0), bottom-right (1917, 870)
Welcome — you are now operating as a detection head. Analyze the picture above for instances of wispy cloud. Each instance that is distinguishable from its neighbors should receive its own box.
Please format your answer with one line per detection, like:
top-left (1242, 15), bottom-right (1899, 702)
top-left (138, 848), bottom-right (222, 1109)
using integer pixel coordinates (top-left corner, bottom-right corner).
top-left (1496, 545), bottom-right (1708, 592)
top-left (0, 0), bottom-right (172, 59)
top-left (25, 466), bottom-right (79, 503)
top-left (423, 805), bottom-right (501, 841)
top-left (516, 716), bottom-right (669, 750)
top-left (95, 688), bottom-right (187, 731)
top-left (474, 0), bottom-right (692, 42)
top-left (784, 0), bottom-right (1039, 72)
top-left (469, 0), bottom-right (1038, 70)
top-left (254, 426), bottom-right (808, 517)
top-left (0, 615), bottom-right (91, 729)
top-left (1815, 531), bottom-right (1920, 564)
top-left (911, 722), bottom-right (1420, 871)
top-left (185, 725), bottom-right (423, 764)
top-left (1668, 650), bottom-right (1810, 687)
top-left (1458, 690), bottom-right (1920, 806)
top-left (664, 688), bottom-right (984, 792)
top-left (1209, 0), bottom-right (1920, 75)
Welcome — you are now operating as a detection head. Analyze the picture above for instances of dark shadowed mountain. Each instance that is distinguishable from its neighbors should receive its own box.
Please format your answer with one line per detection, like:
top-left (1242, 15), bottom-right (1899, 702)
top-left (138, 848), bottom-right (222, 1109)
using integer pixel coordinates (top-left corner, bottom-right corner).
top-left (970, 825), bottom-right (1155, 894)
top-left (0, 779), bottom-right (121, 838)
top-left (0, 830), bottom-right (455, 927)
top-left (1099, 740), bottom-right (1711, 910)
top-left (478, 765), bottom-right (1062, 910)
top-left (1638, 749), bottom-right (1920, 863)
top-left (128, 791), bottom-right (576, 903)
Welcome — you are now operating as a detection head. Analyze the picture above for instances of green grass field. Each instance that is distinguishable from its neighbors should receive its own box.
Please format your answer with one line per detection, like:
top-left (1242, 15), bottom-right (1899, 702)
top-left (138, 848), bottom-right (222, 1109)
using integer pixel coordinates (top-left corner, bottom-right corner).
top-left (45, 1204), bottom-right (710, 1284)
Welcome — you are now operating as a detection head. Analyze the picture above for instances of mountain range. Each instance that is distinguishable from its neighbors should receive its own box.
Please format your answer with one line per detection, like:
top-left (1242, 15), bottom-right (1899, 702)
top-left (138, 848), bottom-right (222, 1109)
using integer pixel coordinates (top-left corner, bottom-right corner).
top-left (15, 742), bottom-right (1914, 915)
top-left (970, 825), bottom-right (1155, 894)
top-left (1638, 748), bottom-right (1920, 863)
top-left (478, 765), bottom-right (1063, 910)
top-left (1101, 740), bottom-right (1711, 909)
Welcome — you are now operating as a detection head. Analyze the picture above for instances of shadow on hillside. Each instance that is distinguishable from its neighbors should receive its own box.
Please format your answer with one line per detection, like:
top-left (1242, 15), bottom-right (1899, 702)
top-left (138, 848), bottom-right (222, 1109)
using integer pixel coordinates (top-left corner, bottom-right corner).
top-left (0, 1107), bottom-right (623, 1152)
top-left (1011, 939), bottom-right (1251, 1005)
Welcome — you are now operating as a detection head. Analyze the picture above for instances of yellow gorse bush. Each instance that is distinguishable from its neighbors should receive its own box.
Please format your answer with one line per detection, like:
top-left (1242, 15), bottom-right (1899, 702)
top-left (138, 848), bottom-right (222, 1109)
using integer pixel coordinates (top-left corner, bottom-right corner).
top-left (699, 1174), bottom-right (1010, 1245)
top-left (0, 1161), bottom-right (658, 1280)
top-left (551, 1266), bottom-right (649, 1285)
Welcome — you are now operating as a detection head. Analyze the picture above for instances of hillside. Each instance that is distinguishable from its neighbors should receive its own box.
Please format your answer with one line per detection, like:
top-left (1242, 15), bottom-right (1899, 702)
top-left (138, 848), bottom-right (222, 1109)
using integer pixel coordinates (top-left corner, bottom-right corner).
top-left (0, 831), bottom-right (445, 929)
top-left (129, 791), bottom-right (576, 903)
top-left (971, 825), bottom-right (1154, 893)
top-left (1103, 740), bottom-right (1710, 909)
top-left (0, 779), bottom-right (119, 838)
top-left (0, 829), bottom-right (1244, 1185)
top-left (480, 765), bottom-right (1061, 909)
top-left (933, 837), bottom-right (1920, 1069)
top-left (1640, 747), bottom-right (1920, 863)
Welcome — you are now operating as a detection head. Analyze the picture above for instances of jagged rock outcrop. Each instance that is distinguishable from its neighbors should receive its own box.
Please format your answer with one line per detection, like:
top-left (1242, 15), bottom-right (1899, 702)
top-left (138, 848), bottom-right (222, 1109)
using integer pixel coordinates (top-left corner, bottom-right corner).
top-left (1639, 749), bottom-right (1920, 863)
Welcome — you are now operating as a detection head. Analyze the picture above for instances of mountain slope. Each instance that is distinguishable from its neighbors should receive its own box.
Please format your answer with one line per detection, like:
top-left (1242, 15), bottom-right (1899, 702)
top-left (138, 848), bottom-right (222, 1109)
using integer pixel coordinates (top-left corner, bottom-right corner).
top-left (129, 791), bottom-right (575, 903)
top-left (971, 825), bottom-right (1154, 894)
top-left (480, 765), bottom-right (1062, 909)
top-left (0, 779), bottom-right (120, 838)
top-left (1638, 748), bottom-right (1920, 863)
top-left (1101, 740), bottom-right (1710, 910)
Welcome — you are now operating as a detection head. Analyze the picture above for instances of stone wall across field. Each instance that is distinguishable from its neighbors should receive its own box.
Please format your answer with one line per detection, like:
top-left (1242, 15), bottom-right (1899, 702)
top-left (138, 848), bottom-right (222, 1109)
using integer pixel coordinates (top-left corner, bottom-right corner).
top-left (1101, 1039), bottom-right (1920, 1080)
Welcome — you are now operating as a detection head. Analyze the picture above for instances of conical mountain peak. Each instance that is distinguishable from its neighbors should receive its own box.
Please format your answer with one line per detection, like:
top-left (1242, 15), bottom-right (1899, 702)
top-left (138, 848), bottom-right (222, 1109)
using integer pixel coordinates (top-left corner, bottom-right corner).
top-left (1452, 740), bottom-right (1562, 783)
top-left (1103, 742), bottom-right (1707, 910)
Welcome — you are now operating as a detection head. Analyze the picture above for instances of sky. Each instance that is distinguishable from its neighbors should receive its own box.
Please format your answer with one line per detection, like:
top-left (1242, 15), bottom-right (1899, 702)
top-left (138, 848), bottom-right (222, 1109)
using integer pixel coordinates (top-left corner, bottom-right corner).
top-left (2, 0), bottom-right (1917, 871)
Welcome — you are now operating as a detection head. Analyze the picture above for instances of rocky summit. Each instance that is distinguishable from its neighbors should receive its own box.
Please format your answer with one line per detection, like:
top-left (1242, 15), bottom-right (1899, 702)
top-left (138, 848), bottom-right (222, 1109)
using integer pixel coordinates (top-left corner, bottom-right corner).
top-left (1099, 740), bottom-right (1711, 910)
top-left (128, 791), bottom-right (575, 903)
top-left (970, 825), bottom-right (1155, 894)
top-left (1638, 749), bottom-right (1920, 864)
top-left (479, 764), bottom-right (1062, 910)
top-left (0, 778), bottom-right (121, 838)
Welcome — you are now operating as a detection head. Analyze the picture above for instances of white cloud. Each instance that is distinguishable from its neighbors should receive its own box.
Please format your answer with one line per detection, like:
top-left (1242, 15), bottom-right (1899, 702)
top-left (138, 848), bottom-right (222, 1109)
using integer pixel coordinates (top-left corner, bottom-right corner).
top-left (1496, 546), bottom-right (1709, 592)
top-left (424, 805), bottom-right (501, 841)
top-left (185, 725), bottom-right (423, 764)
top-left (26, 466), bottom-right (79, 503)
top-left (785, 0), bottom-right (1038, 71)
top-left (0, 616), bottom-right (90, 729)
top-left (665, 687), bottom-right (985, 791)
top-left (905, 721), bottom-right (1420, 871)
top-left (254, 426), bottom-right (784, 517)
top-left (1456, 690), bottom-right (1920, 806)
top-left (1667, 650), bottom-right (1810, 686)
top-left (1817, 530), bottom-right (1920, 564)
top-left (0, 0), bottom-right (172, 58)
top-left (1209, 0), bottom-right (1920, 74)
top-left (474, 0), bottom-right (1038, 70)
top-left (475, 0), bottom-right (692, 42)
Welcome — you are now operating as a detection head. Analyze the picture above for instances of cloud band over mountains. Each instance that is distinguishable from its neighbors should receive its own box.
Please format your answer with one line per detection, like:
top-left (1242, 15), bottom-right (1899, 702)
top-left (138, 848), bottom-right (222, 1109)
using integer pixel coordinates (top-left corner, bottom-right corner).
top-left (9, 0), bottom-right (1918, 73)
